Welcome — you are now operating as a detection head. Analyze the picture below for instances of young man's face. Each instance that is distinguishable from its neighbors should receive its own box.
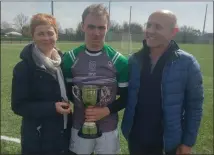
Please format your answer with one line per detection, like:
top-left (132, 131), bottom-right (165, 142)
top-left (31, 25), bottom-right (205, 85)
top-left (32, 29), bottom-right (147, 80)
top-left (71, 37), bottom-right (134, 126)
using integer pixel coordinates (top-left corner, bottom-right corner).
top-left (82, 13), bottom-right (108, 49)
top-left (145, 13), bottom-right (175, 48)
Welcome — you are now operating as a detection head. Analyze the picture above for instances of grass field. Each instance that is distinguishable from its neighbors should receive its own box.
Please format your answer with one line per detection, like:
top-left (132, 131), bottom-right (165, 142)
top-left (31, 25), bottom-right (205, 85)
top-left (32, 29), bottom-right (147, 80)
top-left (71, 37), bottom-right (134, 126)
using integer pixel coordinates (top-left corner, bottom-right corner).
top-left (1, 42), bottom-right (213, 154)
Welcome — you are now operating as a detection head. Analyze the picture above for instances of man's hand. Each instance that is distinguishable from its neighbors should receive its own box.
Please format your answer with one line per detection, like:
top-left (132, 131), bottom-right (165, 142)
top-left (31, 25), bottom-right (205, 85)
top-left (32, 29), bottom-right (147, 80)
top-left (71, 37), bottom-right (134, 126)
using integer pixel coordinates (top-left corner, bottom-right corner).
top-left (55, 102), bottom-right (71, 114)
top-left (85, 106), bottom-right (110, 122)
top-left (176, 144), bottom-right (192, 155)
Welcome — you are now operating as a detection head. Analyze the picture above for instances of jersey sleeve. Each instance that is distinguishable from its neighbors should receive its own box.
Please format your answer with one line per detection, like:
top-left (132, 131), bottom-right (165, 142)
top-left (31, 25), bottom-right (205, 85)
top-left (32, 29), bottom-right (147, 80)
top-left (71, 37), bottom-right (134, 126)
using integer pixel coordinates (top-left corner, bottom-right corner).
top-left (114, 53), bottom-right (129, 88)
top-left (62, 50), bottom-right (75, 82)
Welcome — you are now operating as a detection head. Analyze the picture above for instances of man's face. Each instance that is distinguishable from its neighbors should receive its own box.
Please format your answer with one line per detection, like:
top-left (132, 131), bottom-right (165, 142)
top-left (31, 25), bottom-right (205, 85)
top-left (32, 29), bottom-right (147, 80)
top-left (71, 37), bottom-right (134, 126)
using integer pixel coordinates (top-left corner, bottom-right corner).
top-left (82, 13), bottom-right (108, 49)
top-left (145, 13), bottom-right (174, 48)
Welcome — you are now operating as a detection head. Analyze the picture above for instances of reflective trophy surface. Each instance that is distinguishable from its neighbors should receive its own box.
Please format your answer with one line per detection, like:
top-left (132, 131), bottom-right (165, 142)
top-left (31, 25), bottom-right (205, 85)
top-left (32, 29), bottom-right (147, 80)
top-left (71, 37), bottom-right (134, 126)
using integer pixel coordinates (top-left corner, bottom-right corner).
top-left (72, 85), bottom-right (109, 139)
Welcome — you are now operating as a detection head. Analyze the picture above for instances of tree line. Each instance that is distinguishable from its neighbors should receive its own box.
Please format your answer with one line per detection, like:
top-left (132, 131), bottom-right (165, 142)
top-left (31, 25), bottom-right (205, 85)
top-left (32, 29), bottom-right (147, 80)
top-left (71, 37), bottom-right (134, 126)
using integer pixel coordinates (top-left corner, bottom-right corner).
top-left (1, 13), bottom-right (212, 44)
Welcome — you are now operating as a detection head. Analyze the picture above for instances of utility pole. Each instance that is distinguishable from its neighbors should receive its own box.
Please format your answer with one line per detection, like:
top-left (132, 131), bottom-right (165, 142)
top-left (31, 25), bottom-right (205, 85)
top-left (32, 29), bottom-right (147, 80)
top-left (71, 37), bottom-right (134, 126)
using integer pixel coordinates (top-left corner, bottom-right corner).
top-left (107, 1), bottom-right (111, 42)
top-left (128, 6), bottom-right (132, 33)
top-left (51, 1), bottom-right (54, 16)
top-left (128, 6), bottom-right (132, 54)
top-left (109, 1), bottom-right (111, 21)
top-left (202, 4), bottom-right (208, 35)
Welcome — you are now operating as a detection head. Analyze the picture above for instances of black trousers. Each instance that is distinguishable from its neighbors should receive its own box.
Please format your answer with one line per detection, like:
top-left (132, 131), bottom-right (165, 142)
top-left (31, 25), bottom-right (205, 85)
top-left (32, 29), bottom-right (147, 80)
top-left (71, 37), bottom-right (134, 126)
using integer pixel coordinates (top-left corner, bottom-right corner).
top-left (128, 140), bottom-right (177, 155)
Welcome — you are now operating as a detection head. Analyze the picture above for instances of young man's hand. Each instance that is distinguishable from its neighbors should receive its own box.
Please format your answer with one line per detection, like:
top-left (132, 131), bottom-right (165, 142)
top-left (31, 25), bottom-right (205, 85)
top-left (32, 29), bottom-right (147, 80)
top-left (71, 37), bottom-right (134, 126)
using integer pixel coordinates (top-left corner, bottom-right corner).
top-left (176, 144), bottom-right (192, 155)
top-left (85, 106), bottom-right (110, 122)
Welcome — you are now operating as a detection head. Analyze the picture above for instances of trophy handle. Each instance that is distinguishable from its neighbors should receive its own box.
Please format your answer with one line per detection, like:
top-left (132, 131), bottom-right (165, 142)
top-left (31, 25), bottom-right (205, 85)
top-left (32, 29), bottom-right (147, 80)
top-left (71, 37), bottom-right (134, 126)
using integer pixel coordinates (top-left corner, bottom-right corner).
top-left (101, 86), bottom-right (108, 98)
top-left (72, 85), bottom-right (81, 102)
top-left (98, 86), bottom-right (110, 106)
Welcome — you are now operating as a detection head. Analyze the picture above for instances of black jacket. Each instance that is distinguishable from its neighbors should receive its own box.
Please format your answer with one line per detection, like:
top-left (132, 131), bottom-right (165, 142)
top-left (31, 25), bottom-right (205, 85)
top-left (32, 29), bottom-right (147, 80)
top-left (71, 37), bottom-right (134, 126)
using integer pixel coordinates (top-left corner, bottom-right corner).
top-left (11, 43), bottom-right (72, 155)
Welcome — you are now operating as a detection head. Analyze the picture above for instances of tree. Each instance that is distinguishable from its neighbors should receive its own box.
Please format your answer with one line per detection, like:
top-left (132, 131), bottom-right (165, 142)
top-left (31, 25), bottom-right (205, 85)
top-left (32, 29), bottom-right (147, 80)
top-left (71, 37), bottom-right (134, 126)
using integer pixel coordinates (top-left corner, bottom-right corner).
top-left (109, 20), bottom-right (122, 33)
top-left (1, 28), bottom-right (17, 34)
top-left (176, 25), bottom-right (202, 43)
top-left (65, 28), bottom-right (74, 35)
top-left (22, 24), bottom-right (31, 37)
top-left (1, 21), bottom-right (12, 30)
top-left (130, 22), bottom-right (143, 34)
top-left (57, 22), bottom-right (64, 34)
top-left (13, 13), bottom-right (28, 35)
top-left (122, 22), bottom-right (129, 32)
top-left (75, 22), bottom-right (84, 41)
top-left (63, 28), bottom-right (75, 41)
top-left (121, 22), bottom-right (143, 34)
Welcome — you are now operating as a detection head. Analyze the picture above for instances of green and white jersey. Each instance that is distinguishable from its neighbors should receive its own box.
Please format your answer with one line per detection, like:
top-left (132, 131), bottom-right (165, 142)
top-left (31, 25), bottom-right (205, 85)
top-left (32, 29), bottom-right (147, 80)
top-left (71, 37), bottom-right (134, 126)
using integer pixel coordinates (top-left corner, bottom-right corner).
top-left (62, 44), bottom-right (128, 132)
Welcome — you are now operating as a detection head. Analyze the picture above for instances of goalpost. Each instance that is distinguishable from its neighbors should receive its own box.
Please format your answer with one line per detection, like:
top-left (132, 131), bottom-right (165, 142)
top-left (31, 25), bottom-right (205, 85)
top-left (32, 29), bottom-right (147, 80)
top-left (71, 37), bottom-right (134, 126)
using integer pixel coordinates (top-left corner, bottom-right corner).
top-left (121, 6), bottom-right (133, 56)
top-left (108, 2), bottom-right (133, 56)
top-left (121, 32), bottom-right (132, 56)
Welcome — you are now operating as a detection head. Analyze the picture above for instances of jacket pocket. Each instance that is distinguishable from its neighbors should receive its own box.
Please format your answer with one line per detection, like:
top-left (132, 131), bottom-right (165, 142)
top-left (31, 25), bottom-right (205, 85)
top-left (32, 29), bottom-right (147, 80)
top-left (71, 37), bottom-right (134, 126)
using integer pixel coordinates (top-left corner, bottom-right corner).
top-left (21, 119), bottom-right (42, 153)
top-left (36, 124), bottom-right (42, 137)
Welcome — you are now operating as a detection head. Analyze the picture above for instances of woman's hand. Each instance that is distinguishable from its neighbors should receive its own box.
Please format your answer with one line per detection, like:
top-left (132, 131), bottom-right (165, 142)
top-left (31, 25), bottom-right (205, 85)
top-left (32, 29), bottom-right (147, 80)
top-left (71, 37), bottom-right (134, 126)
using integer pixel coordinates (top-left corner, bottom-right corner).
top-left (55, 102), bottom-right (71, 114)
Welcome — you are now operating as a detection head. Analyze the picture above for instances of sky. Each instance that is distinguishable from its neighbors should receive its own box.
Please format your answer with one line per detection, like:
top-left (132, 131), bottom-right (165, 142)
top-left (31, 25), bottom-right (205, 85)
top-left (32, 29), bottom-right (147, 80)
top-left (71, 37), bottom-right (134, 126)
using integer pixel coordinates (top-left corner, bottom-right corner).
top-left (1, 1), bottom-right (213, 33)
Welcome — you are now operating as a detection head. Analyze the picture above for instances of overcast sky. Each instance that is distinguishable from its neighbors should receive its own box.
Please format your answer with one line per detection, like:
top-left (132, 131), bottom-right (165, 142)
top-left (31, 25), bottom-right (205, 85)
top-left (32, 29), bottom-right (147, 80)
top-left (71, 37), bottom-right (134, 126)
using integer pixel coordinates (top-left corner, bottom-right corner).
top-left (1, 1), bottom-right (213, 33)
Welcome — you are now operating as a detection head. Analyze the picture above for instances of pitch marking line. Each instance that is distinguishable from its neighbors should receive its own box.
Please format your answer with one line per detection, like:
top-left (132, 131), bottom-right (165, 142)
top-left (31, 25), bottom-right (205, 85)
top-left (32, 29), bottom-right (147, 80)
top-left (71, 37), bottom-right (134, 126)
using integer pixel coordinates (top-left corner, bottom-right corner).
top-left (1, 135), bottom-right (20, 143)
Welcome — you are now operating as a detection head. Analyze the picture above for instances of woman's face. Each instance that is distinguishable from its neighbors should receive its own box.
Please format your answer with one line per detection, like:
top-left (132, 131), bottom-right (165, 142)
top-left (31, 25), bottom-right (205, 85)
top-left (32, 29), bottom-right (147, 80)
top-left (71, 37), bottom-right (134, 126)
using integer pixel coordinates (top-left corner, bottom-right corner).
top-left (33, 25), bottom-right (57, 53)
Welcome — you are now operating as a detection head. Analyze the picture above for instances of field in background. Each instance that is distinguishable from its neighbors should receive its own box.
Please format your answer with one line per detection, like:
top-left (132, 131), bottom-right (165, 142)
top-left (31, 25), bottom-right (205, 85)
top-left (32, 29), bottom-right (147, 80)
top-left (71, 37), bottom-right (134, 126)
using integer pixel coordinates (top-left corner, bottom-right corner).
top-left (1, 42), bottom-right (213, 154)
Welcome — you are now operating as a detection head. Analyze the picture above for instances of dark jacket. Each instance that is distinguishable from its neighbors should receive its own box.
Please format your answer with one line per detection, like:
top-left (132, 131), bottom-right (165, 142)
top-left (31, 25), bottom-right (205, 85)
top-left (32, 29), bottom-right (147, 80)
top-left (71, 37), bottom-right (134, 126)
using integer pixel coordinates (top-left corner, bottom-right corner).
top-left (129, 44), bottom-right (173, 149)
top-left (121, 40), bottom-right (204, 152)
top-left (11, 43), bottom-right (72, 155)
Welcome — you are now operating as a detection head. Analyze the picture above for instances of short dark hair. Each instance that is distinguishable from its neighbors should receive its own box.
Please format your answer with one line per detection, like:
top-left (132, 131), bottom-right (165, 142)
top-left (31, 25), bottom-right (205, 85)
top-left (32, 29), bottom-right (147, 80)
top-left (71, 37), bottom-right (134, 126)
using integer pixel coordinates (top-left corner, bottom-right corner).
top-left (82, 4), bottom-right (109, 24)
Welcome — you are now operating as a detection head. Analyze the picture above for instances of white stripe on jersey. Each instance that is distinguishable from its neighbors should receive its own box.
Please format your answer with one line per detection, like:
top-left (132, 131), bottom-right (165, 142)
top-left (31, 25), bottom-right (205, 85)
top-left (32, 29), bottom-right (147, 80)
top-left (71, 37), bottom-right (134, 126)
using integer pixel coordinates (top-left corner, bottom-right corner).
top-left (113, 52), bottom-right (121, 64)
top-left (118, 82), bottom-right (128, 87)
top-left (71, 76), bottom-right (117, 83)
top-left (66, 78), bottom-right (72, 82)
top-left (85, 50), bottom-right (102, 56)
top-left (112, 52), bottom-right (119, 63)
top-left (68, 50), bottom-right (74, 62)
top-left (71, 50), bottom-right (76, 60)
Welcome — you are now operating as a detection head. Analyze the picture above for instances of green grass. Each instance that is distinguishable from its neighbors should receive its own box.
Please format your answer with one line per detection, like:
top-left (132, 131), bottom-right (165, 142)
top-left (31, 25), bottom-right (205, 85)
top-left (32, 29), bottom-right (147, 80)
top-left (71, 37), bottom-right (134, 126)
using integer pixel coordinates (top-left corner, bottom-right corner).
top-left (1, 42), bottom-right (213, 154)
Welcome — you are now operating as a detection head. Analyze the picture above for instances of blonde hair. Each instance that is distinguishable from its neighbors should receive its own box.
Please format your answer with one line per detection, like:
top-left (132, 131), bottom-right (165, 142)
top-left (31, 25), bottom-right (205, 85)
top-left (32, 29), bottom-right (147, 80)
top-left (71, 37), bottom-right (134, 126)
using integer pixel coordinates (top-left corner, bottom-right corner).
top-left (30, 13), bottom-right (58, 36)
top-left (82, 4), bottom-right (109, 24)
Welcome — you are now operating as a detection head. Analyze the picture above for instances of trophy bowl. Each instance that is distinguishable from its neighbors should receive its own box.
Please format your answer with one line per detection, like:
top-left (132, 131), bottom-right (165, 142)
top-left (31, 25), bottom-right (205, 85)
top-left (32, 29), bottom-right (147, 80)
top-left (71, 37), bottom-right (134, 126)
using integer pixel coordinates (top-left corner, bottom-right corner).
top-left (72, 85), bottom-right (108, 139)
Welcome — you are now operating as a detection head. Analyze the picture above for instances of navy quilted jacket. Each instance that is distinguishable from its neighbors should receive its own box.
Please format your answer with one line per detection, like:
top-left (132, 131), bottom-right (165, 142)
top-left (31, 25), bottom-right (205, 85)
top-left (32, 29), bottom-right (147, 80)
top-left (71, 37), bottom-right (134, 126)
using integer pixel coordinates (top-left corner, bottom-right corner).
top-left (11, 44), bottom-right (72, 155)
top-left (121, 40), bottom-right (204, 152)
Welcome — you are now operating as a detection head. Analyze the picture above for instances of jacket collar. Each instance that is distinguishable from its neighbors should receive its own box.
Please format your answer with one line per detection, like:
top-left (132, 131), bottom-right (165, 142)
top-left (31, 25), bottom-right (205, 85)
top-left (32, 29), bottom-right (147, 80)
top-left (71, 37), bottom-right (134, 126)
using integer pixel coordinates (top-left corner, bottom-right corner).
top-left (20, 43), bottom-right (63, 70)
top-left (141, 39), bottom-right (180, 61)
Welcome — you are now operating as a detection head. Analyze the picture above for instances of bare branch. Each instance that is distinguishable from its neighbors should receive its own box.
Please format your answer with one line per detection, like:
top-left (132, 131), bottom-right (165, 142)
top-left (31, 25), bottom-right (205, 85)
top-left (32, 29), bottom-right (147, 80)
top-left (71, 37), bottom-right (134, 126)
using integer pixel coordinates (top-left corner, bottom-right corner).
top-left (13, 13), bottom-right (28, 34)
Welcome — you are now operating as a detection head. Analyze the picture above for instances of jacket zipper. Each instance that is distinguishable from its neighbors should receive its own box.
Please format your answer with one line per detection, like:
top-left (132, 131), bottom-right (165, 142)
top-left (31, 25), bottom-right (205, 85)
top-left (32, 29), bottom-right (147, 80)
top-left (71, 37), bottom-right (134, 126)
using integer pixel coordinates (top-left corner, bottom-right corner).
top-left (161, 68), bottom-right (165, 151)
top-left (162, 59), bottom-right (175, 152)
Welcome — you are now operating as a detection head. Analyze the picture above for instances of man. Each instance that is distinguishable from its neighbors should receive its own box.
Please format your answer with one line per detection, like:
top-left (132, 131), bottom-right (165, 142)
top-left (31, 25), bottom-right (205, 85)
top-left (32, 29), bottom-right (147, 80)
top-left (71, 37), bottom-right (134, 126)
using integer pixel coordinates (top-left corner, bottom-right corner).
top-left (62, 4), bottom-right (128, 155)
top-left (121, 10), bottom-right (204, 155)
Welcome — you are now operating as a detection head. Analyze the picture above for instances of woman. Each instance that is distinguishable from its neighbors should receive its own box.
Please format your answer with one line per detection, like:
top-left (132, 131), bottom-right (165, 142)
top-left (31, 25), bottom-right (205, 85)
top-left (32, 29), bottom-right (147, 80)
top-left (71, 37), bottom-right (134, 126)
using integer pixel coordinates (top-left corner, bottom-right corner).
top-left (11, 13), bottom-right (72, 155)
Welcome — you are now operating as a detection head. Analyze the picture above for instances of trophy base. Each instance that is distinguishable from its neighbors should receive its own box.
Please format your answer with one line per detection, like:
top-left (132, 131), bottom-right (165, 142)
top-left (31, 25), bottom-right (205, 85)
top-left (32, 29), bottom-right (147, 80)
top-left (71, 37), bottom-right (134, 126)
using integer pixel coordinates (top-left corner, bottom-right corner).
top-left (78, 122), bottom-right (102, 139)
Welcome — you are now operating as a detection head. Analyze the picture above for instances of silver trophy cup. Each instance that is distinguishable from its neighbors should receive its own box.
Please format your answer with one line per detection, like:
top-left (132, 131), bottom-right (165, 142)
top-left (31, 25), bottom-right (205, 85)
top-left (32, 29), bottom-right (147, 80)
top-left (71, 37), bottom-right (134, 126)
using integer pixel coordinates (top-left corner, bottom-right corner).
top-left (72, 85), bottom-right (109, 139)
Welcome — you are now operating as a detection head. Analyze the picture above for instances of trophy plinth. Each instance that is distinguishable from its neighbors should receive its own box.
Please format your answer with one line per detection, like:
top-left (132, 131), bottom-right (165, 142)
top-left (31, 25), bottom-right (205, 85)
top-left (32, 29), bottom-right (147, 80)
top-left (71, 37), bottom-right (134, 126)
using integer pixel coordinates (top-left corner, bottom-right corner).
top-left (78, 122), bottom-right (102, 139)
top-left (72, 85), bottom-right (109, 139)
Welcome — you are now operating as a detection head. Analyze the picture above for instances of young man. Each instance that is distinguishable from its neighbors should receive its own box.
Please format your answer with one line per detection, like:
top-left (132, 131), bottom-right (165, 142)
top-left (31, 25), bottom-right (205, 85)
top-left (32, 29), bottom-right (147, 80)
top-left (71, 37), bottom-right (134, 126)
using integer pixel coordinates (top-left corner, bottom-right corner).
top-left (62, 4), bottom-right (128, 155)
top-left (121, 10), bottom-right (204, 155)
